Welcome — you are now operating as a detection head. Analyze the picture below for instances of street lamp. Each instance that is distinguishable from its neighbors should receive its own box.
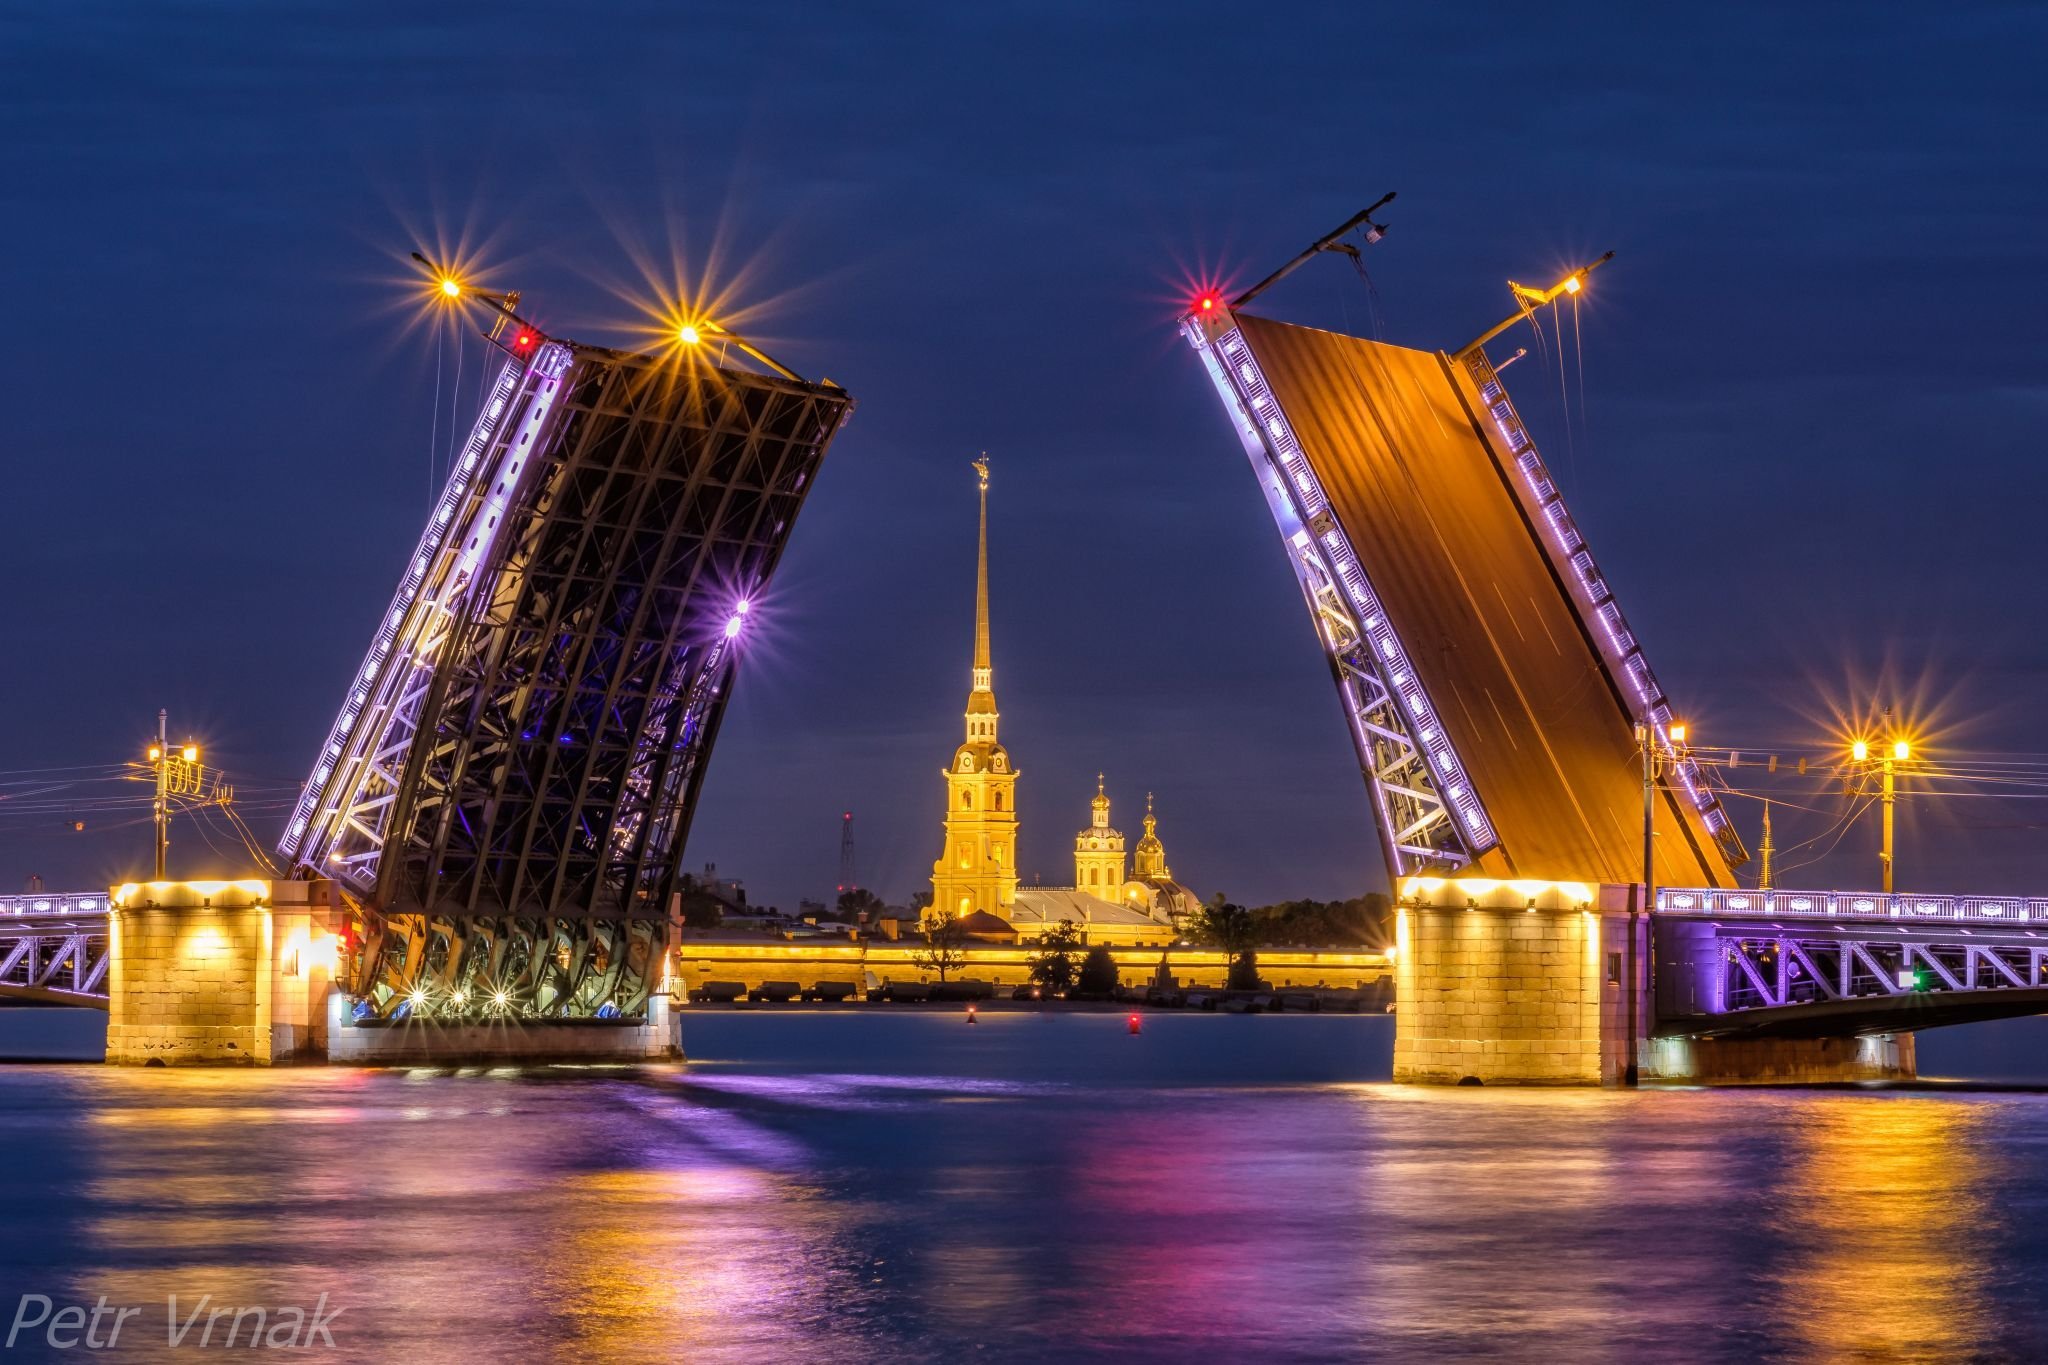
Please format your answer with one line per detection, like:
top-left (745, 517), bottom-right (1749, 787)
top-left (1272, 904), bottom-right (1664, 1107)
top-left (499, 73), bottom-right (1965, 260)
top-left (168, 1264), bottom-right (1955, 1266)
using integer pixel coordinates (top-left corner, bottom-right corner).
top-left (1848, 720), bottom-right (1913, 893)
top-left (144, 710), bottom-right (201, 880)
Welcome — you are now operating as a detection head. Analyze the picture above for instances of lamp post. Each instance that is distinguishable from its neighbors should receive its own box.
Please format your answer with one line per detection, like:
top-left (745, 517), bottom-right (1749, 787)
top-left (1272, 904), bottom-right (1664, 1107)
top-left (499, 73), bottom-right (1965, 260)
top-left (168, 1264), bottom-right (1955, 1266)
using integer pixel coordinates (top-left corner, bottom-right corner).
top-left (1628, 719), bottom-right (1688, 1087)
top-left (145, 711), bottom-right (200, 880)
top-left (1849, 724), bottom-right (1912, 894)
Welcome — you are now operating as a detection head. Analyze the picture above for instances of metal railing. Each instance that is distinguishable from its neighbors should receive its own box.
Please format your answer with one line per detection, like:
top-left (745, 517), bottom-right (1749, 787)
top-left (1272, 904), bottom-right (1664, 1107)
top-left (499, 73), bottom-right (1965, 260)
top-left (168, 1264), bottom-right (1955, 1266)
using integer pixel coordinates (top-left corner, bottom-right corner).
top-left (1658, 886), bottom-right (2048, 927)
top-left (0, 891), bottom-right (107, 917)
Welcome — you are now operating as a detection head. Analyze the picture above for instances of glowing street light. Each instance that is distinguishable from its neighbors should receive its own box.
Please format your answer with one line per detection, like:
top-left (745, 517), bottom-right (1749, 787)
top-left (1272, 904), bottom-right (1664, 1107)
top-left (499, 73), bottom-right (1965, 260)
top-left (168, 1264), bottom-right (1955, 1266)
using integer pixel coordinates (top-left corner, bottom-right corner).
top-left (142, 710), bottom-right (205, 880)
top-left (1456, 251), bottom-right (1615, 360)
top-left (724, 597), bottom-right (751, 640)
top-left (677, 323), bottom-right (702, 345)
top-left (1848, 717), bottom-right (1916, 893)
top-left (439, 277), bottom-right (462, 299)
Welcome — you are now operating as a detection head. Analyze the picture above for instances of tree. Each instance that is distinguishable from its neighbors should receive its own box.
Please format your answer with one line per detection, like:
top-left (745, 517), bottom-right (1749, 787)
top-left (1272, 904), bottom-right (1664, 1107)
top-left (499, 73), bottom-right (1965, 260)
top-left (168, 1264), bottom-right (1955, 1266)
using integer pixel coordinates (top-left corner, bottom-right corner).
top-left (835, 887), bottom-right (886, 922)
top-left (1075, 944), bottom-right (1120, 996)
top-left (1193, 894), bottom-right (1262, 991)
top-left (674, 874), bottom-right (726, 932)
top-left (914, 911), bottom-right (968, 982)
top-left (1232, 892), bottom-right (1394, 949)
top-left (1027, 920), bottom-right (1083, 993)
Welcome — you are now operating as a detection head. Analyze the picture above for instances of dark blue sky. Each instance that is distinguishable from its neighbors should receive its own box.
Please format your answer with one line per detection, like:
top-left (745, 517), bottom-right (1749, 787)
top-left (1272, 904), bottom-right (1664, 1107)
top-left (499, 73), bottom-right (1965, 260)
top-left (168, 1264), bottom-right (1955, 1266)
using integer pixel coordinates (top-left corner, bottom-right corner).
top-left (5, 2), bottom-right (2046, 908)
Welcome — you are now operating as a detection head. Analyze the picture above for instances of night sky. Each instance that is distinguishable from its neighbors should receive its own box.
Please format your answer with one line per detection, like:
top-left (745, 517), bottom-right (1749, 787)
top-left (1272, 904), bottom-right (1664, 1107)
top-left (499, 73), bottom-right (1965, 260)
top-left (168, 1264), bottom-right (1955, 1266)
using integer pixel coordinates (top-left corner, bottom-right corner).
top-left (6, 3), bottom-right (2046, 910)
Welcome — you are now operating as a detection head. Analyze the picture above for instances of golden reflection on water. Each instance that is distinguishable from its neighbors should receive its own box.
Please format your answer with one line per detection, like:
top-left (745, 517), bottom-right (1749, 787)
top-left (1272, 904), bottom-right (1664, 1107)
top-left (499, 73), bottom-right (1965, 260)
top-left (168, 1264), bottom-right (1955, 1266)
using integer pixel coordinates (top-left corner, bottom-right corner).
top-left (543, 1166), bottom-right (856, 1360)
top-left (1767, 1096), bottom-right (1996, 1362)
top-left (63, 1067), bottom-right (869, 1360)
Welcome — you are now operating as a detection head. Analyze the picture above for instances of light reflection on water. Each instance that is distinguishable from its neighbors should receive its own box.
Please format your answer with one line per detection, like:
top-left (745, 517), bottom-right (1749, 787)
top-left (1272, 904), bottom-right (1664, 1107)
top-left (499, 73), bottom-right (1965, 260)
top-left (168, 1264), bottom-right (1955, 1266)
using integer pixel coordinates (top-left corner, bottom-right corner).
top-left (0, 1015), bottom-right (2043, 1361)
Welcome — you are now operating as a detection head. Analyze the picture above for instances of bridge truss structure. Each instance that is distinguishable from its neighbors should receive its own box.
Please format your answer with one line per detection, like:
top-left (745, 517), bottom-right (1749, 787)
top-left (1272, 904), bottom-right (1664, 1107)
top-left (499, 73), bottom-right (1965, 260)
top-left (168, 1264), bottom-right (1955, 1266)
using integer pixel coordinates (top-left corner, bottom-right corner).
top-left (0, 905), bottom-right (108, 1005)
top-left (279, 327), bottom-right (852, 1020)
top-left (1657, 886), bottom-right (2048, 1033)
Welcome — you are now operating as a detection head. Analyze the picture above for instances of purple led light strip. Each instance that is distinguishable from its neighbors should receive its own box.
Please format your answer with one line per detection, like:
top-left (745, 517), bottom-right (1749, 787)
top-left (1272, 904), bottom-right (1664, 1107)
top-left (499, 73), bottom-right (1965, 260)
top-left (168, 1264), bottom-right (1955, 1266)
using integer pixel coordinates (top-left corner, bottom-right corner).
top-left (1193, 322), bottom-right (1498, 860)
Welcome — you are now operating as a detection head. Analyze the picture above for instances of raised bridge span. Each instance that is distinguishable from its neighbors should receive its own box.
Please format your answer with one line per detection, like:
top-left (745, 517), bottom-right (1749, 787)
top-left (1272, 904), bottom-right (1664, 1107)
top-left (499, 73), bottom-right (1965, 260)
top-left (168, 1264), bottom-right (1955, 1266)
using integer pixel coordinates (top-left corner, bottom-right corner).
top-left (1182, 264), bottom-right (2038, 1080)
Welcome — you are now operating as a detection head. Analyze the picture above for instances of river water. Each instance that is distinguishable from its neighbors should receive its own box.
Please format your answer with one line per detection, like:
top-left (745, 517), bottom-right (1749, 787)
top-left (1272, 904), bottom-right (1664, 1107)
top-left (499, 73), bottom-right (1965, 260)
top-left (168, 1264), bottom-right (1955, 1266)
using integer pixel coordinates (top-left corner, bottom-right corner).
top-left (3, 1011), bottom-right (2048, 1360)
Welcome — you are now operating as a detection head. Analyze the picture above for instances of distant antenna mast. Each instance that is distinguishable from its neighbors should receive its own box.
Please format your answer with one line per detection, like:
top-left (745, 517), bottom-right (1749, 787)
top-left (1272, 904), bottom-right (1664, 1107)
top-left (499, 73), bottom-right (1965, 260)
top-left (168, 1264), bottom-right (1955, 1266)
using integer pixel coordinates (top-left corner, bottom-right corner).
top-left (837, 811), bottom-right (856, 895)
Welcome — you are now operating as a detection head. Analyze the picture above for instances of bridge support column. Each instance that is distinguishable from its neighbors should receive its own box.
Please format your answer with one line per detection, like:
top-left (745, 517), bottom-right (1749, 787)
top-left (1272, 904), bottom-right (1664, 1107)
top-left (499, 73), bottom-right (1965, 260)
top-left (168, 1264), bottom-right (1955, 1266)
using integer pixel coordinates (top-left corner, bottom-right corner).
top-left (106, 878), bottom-right (339, 1066)
top-left (1642, 1033), bottom-right (1915, 1084)
top-left (1394, 880), bottom-right (1639, 1085)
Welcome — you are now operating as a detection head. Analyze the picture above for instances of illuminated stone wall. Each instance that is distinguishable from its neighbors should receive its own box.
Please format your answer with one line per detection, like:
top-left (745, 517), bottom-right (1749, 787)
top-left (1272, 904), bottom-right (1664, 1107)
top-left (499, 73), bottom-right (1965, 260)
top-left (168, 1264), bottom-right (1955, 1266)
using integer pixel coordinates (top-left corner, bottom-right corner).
top-left (106, 879), bottom-right (339, 1066)
top-left (1393, 882), bottom-right (1621, 1084)
top-left (674, 941), bottom-right (1393, 994)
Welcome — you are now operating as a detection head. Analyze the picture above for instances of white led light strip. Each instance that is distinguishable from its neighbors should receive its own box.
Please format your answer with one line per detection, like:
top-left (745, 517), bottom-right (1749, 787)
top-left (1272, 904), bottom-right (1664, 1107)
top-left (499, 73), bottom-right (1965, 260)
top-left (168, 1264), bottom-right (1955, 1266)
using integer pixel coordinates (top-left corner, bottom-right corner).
top-left (1660, 886), bottom-right (2048, 926)
top-left (280, 345), bottom-right (570, 870)
top-left (1187, 317), bottom-right (1497, 868)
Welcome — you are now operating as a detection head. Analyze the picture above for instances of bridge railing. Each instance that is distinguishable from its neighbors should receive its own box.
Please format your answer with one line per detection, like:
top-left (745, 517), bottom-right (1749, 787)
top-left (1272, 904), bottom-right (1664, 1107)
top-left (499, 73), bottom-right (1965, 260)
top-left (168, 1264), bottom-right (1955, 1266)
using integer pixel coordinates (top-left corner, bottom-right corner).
top-left (0, 891), bottom-right (107, 918)
top-left (1658, 887), bottom-right (2048, 927)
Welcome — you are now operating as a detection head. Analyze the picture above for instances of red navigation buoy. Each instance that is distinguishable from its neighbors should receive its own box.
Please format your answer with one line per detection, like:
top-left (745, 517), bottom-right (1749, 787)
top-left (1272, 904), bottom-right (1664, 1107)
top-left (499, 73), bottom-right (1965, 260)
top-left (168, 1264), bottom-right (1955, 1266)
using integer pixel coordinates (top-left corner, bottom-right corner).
top-left (967, 1003), bottom-right (978, 1025)
top-left (1128, 1013), bottom-right (1142, 1035)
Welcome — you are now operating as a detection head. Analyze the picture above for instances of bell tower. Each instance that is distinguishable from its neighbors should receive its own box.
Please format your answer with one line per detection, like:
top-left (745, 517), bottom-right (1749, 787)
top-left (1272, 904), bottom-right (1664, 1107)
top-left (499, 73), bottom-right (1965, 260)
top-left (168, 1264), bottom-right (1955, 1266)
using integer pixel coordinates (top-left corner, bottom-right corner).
top-left (1072, 774), bottom-right (1127, 898)
top-left (930, 457), bottom-right (1019, 919)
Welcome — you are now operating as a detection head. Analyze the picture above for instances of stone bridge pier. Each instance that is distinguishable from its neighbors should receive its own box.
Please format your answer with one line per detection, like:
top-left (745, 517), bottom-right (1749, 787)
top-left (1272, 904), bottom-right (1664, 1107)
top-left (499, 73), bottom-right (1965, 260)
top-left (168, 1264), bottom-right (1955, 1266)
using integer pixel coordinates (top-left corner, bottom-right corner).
top-left (1393, 879), bottom-right (1914, 1086)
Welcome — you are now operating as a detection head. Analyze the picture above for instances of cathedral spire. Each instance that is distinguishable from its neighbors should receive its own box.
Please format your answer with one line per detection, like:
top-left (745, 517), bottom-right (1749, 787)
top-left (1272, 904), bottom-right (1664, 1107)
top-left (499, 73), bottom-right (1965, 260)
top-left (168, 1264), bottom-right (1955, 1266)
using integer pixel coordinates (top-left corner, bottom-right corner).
top-left (965, 456), bottom-right (997, 740)
top-left (973, 456), bottom-right (992, 676)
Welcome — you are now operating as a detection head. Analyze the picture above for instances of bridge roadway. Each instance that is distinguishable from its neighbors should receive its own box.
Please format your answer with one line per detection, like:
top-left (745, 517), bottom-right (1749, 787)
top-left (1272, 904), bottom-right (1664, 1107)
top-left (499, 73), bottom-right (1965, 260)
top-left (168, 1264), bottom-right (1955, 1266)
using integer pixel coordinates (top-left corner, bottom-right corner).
top-left (0, 892), bottom-right (110, 1006)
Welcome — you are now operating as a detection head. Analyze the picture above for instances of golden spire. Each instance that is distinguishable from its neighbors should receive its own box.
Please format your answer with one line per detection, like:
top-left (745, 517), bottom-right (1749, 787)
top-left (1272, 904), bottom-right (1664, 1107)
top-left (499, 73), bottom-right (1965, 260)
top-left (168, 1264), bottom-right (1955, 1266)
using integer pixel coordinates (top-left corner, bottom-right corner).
top-left (964, 456), bottom-right (997, 739)
top-left (973, 455), bottom-right (991, 680)
top-left (1134, 791), bottom-right (1169, 880)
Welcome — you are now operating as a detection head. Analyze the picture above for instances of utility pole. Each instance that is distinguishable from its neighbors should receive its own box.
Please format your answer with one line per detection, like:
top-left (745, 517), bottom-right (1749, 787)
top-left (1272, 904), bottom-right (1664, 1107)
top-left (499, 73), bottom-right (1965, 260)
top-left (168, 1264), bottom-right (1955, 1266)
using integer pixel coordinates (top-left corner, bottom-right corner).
top-left (1629, 721), bottom-right (1655, 1089)
top-left (142, 711), bottom-right (210, 880)
top-left (1757, 801), bottom-right (1775, 891)
top-left (1880, 749), bottom-right (1899, 895)
top-left (151, 710), bottom-right (170, 880)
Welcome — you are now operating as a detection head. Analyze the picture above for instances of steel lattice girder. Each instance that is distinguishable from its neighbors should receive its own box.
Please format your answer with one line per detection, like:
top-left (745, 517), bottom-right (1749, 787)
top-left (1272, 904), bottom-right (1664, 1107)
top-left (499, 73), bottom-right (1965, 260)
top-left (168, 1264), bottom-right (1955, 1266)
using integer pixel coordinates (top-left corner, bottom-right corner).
top-left (290, 339), bottom-right (851, 1019)
top-left (1718, 934), bottom-right (2048, 1011)
top-left (0, 921), bottom-right (109, 1001)
top-left (1183, 311), bottom-right (1484, 878)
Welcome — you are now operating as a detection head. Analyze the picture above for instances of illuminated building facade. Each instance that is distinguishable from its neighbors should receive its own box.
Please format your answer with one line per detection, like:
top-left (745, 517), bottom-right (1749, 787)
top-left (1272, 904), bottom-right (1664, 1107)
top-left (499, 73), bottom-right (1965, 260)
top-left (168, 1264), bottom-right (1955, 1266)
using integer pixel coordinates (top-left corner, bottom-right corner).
top-left (282, 324), bottom-right (853, 1020)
